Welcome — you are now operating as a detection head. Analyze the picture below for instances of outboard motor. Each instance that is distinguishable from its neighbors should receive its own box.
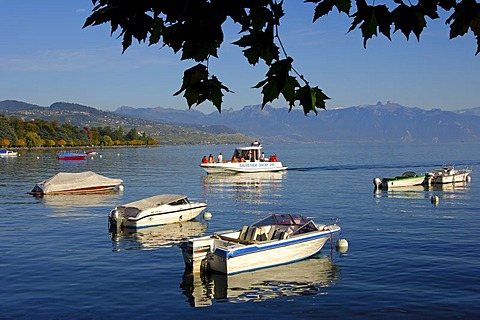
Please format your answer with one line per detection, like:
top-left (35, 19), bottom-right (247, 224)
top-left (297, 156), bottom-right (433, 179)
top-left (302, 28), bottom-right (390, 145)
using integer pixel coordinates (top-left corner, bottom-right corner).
top-left (108, 209), bottom-right (124, 232)
top-left (373, 177), bottom-right (383, 190)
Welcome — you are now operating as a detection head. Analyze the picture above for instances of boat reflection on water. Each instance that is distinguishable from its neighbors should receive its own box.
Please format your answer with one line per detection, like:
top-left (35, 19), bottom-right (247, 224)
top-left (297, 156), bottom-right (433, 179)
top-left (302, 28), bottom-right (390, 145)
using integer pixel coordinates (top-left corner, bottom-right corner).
top-left (202, 171), bottom-right (286, 204)
top-left (374, 185), bottom-right (429, 199)
top-left (111, 220), bottom-right (207, 251)
top-left (38, 192), bottom-right (123, 217)
top-left (180, 254), bottom-right (339, 307)
top-left (428, 181), bottom-right (470, 192)
top-left (374, 181), bottom-right (471, 200)
top-left (428, 181), bottom-right (471, 200)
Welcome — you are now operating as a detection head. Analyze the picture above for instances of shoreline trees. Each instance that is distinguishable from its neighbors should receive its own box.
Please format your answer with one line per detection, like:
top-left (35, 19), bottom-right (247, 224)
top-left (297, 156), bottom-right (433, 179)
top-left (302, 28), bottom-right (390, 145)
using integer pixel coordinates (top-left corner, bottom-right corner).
top-left (0, 114), bottom-right (157, 148)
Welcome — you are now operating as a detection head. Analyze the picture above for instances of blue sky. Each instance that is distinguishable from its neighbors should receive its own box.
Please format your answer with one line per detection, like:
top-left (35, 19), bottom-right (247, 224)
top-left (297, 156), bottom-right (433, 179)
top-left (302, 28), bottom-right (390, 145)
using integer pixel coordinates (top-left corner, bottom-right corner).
top-left (1, 1), bottom-right (479, 113)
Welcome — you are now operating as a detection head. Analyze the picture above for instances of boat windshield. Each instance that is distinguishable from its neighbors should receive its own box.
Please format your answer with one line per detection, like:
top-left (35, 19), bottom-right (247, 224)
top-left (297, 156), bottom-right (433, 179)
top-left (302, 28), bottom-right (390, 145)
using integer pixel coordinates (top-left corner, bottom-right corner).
top-left (233, 147), bottom-right (261, 161)
top-left (252, 214), bottom-right (311, 228)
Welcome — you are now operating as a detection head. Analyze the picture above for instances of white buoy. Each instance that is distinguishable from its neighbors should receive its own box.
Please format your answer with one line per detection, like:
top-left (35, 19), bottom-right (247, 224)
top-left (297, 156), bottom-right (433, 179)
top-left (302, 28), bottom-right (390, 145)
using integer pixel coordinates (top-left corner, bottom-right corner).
top-left (99, 155), bottom-right (103, 158)
top-left (431, 195), bottom-right (439, 205)
top-left (91, 156), bottom-right (94, 159)
top-left (118, 185), bottom-right (124, 191)
top-left (203, 212), bottom-right (212, 220)
top-left (36, 156), bottom-right (40, 159)
top-left (336, 238), bottom-right (349, 253)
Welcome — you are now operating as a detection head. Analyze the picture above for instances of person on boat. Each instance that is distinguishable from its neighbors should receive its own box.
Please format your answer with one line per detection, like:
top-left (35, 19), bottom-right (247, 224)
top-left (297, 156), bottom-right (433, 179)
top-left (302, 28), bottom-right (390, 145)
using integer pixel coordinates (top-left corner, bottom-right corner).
top-left (202, 155), bottom-right (208, 164)
top-left (240, 156), bottom-right (245, 162)
top-left (260, 152), bottom-right (265, 162)
top-left (217, 152), bottom-right (223, 163)
top-left (208, 154), bottom-right (215, 163)
top-left (231, 155), bottom-right (237, 163)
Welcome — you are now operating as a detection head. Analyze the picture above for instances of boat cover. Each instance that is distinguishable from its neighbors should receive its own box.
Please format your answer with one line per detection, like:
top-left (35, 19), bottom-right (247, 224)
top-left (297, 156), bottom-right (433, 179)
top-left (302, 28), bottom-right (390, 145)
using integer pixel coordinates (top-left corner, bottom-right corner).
top-left (31, 171), bottom-right (123, 194)
top-left (119, 194), bottom-right (188, 211)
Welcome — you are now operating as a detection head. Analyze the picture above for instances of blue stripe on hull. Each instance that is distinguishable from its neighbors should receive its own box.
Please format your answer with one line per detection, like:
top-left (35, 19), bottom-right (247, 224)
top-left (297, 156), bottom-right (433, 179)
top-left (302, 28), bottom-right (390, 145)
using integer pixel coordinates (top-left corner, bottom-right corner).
top-left (213, 229), bottom-right (339, 259)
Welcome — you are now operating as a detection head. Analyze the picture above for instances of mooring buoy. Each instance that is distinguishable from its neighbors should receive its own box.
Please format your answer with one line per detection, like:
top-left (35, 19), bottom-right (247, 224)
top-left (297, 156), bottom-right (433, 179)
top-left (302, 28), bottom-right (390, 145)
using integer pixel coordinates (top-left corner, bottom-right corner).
top-left (336, 238), bottom-right (349, 253)
top-left (203, 212), bottom-right (212, 220)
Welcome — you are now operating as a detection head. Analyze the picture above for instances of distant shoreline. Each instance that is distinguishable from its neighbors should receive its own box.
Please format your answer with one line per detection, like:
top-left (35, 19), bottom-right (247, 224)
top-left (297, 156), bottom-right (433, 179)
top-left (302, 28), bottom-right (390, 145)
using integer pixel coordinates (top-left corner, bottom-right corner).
top-left (4, 145), bottom-right (162, 151)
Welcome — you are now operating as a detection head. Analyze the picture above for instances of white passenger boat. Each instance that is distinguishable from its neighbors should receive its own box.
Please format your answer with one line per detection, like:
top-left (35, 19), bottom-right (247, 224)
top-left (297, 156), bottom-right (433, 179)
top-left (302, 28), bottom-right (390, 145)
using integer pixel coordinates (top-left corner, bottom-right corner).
top-left (200, 141), bottom-right (287, 174)
top-left (180, 213), bottom-right (340, 275)
top-left (373, 171), bottom-right (426, 190)
top-left (108, 194), bottom-right (207, 229)
top-left (0, 150), bottom-right (18, 157)
top-left (30, 171), bottom-right (123, 196)
top-left (426, 164), bottom-right (472, 184)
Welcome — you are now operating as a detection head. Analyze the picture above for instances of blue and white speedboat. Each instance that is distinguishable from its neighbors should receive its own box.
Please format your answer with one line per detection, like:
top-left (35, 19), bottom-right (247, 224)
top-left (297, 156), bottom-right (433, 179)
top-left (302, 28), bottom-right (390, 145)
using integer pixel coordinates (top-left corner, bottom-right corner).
top-left (180, 213), bottom-right (340, 275)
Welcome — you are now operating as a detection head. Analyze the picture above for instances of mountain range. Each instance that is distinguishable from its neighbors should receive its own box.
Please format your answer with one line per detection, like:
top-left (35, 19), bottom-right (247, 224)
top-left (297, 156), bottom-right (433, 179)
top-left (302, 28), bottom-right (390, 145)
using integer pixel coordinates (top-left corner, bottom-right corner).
top-left (2, 100), bottom-right (479, 143)
top-left (115, 102), bottom-right (480, 143)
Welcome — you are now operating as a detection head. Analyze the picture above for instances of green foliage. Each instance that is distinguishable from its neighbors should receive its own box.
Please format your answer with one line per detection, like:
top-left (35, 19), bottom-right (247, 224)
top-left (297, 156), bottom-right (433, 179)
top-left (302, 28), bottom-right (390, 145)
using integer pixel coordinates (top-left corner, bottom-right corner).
top-left (0, 115), bottom-right (157, 148)
top-left (174, 64), bottom-right (231, 112)
top-left (84, 0), bottom-right (480, 115)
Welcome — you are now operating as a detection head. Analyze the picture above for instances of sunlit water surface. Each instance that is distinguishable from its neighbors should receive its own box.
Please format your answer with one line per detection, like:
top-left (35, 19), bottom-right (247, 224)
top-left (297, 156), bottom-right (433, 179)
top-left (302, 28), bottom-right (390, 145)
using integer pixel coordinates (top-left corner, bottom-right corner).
top-left (1, 142), bottom-right (479, 319)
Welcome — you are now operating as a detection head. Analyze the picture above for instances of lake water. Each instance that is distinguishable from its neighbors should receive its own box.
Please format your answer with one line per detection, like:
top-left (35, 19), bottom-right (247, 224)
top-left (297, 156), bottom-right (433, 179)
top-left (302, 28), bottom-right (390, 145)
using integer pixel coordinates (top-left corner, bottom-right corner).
top-left (1, 142), bottom-right (479, 319)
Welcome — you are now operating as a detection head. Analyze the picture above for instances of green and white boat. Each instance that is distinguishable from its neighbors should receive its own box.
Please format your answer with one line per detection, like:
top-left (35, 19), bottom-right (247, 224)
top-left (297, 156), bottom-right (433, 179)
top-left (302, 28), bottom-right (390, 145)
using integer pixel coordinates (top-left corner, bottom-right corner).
top-left (374, 171), bottom-right (426, 190)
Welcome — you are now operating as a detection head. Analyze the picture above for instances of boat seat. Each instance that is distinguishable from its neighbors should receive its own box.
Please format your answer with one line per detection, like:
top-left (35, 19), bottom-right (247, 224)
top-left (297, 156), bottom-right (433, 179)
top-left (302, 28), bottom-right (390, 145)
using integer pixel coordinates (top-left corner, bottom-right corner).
top-left (239, 226), bottom-right (250, 241)
top-left (269, 228), bottom-right (289, 240)
top-left (245, 227), bottom-right (260, 242)
top-left (255, 226), bottom-right (268, 242)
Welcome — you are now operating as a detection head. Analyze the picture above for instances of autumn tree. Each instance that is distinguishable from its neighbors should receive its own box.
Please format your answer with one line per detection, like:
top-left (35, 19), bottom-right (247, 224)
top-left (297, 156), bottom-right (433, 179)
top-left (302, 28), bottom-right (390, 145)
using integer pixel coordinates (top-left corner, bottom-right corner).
top-left (84, 0), bottom-right (480, 115)
top-left (25, 132), bottom-right (42, 148)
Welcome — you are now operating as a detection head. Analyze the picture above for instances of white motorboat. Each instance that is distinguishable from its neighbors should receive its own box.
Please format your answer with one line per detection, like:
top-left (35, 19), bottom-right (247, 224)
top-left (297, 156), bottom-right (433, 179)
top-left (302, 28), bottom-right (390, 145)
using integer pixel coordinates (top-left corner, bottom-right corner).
top-left (426, 164), bottom-right (472, 184)
top-left (200, 141), bottom-right (287, 174)
top-left (0, 150), bottom-right (18, 157)
top-left (373, 171), bottom-right (426, 190)
top-left (109, 194), bottom-right (207, 229)
top-left (30, 171), bottom-right (123, 196)
top-left (180, 213), bottom-right (340, 275)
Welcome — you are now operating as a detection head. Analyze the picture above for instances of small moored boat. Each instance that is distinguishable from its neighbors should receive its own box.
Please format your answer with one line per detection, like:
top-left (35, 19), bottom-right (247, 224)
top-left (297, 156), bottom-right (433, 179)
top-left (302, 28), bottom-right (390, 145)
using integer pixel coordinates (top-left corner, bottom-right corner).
top-left (180, 213), bottom-right (340, 275)
top-left (30, 171), bottom-right (123, 196)
top-left (57, 152), bottom-right (86, 160)
top-left (426, 164), bottom-right (472, 184)
top-left (109, 194), bottom-right (207, 229)
top-left (374, 171), bottom-right (426, 190)
top-left (200, 140), bottom-right (287, 174)
top-left (0, 150), bottom-right (18, 157)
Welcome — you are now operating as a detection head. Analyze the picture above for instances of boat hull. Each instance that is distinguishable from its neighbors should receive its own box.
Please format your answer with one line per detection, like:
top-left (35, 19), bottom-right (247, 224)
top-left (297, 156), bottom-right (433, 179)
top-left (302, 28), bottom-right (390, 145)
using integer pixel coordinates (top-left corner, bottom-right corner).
top-left (57, 154), bottom-right (86, 160)
top-left (33, 185), bottom-right (119, 195)
top-left (0, 150), bottom-right (18, 157)
top-left (121, 204), bottom-right (207, 229)
top-left (201, 161), bottom-right (287, 174)
top-left (381, 176), bottom-right (426, 189)
top-left (432, 172), bottom-right (471, 184)
top-left (210, 234), bottom-right (331, 274)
